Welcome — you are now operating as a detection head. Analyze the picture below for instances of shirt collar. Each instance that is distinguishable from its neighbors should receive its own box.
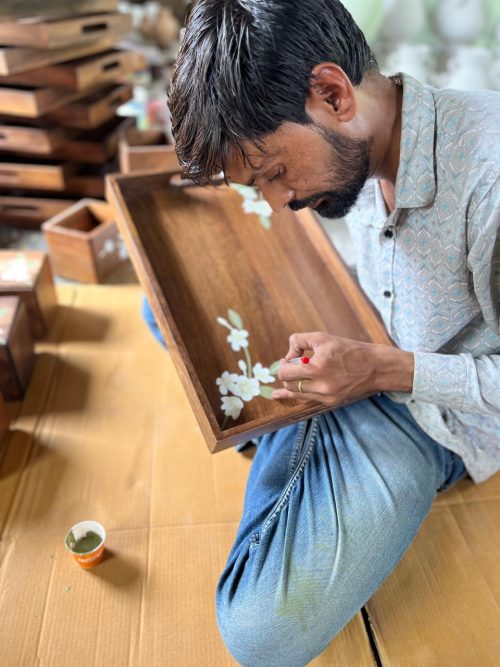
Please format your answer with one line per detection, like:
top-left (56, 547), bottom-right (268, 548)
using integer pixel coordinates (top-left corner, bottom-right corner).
top-left (394, 72), bottom-right (437, 210)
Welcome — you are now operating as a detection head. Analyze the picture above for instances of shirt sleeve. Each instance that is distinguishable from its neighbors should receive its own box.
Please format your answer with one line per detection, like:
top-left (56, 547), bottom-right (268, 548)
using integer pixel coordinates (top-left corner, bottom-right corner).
top-left (410, 178), bottom-right (500, 415)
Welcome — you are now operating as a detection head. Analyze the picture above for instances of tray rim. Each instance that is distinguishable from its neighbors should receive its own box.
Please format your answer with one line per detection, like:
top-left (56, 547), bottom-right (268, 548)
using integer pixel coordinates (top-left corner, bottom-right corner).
top-left (106, 170), bottom-right (394, 452)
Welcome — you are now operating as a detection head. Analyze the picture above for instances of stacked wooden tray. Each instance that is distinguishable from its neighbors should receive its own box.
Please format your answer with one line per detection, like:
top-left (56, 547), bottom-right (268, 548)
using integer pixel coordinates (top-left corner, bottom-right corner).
top-left (106, 171), bottom-right (394, 452)
top-left (0, 0), bottom-right (145, 227)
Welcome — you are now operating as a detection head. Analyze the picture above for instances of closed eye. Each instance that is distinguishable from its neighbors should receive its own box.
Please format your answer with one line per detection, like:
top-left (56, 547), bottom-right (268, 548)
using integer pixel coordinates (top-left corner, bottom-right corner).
top-left (268, 169), bottom-right (283, 183)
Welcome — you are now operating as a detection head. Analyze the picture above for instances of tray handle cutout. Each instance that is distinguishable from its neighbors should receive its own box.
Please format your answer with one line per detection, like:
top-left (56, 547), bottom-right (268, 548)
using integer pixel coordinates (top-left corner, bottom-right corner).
top-left (81, 22), bottom-right (109, 34)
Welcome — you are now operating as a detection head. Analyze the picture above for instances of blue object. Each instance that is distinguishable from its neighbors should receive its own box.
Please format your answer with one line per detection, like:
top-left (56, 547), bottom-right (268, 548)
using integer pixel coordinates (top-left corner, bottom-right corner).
top-left (141, 295), bottom-right (167, 349)
top-left (215, 393), bottom-right (467, 666)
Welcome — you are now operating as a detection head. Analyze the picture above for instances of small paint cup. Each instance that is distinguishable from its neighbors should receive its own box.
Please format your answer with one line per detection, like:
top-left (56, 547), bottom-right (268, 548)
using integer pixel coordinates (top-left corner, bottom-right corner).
top-left (64, 520), bottom-right (106, 569)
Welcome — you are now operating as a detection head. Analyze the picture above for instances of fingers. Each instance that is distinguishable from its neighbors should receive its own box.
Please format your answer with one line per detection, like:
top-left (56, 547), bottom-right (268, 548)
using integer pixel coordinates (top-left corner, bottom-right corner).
top-left (285, 332), bottom-right (324, 361)
top-left (271, 386), bottom-right (321, 401)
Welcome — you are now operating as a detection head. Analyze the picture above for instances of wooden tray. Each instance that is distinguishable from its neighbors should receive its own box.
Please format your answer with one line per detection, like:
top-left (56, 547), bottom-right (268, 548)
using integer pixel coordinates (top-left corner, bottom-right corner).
top-left (0, 34), bottom-right (126, 76)
top-left (0, 49), bottom-right (146, 91)
top-left (46, 84), bottom-right (132, 129)
top-left (0, 157), bottom-right (71, 190)
top-left (56, 116), bottom-right (132, 164)
top-left (0, 194), bottom-right (74, 227)
top-left (0, 0), bottom-right (117, 21)
top-left (0, 83), bottom-right (86, 117)
top-left (106, 171), bottom-right (393, 452)
top-left (0, 12), bottom-right (131, 49)
top-left (119, 127), bottom-right (180, 174)
top-left (0, 123), bottom-right (65, 154)
top-left (64, 162), bottom-right (116, 197)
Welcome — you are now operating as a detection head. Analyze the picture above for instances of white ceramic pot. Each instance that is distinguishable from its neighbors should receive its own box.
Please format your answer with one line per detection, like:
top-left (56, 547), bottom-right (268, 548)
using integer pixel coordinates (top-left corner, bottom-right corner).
top-left (443, 46), bottom-right (491, 90)
top-left (434, 0), bottom-right (486, 45)
top-left (380, 0), bottom-right (427, 43)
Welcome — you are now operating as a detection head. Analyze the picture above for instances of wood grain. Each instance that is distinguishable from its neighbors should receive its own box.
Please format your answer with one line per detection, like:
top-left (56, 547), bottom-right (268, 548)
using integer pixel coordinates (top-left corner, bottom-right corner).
top-left (0, 195), bottom-right (74, 227)
top-left (0, 49), bottom-right (146, 91)
top-left (42, 198), bottom-right (124, 283)
top-left (0, 123), bottom-right (65, 154)
top-left (0, 296), bottom-right (35, 400)
top-left (46, 83), bottom-right (132, 129)
top-left (0, 35), bottom-right (126, 76)
top-left (0, 157), bottom-right (70, 190)
top-left (119, 127), bottom-right (179, 174)
top-left (0, 0), bottom-right (117, 21)
top-left (0, 251), bottom-right (57, 339)
top-left (0, 13), bottom-right (131, 49)
top-left (106, 171), bottom-right (393, 452)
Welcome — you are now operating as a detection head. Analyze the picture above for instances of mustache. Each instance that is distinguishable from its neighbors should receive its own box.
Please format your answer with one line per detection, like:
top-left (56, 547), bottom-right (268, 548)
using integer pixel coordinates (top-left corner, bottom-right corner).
top-left (288, 191), bottom-right (333, 211)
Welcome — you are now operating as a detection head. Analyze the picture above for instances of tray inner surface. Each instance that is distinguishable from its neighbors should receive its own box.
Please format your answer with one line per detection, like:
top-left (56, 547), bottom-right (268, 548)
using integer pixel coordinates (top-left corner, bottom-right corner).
top-left (118, 176), bottom-right (381, 432)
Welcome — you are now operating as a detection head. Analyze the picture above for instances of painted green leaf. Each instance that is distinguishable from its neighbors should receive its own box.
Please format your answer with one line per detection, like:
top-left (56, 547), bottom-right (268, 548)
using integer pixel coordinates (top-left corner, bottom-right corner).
top-left (269, 360), bottom-right (281, 375)
top-left (260, 386), bottom-right (274, 399)
top-left (259, 215), bottom-right (272, 230)
top-left (228, 308), bottom-right (243, 329)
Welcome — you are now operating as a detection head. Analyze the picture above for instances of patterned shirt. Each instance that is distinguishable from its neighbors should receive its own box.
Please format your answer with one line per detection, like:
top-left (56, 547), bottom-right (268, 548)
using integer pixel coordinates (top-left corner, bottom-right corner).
top-left (344, 73), bottom-right (500, 484)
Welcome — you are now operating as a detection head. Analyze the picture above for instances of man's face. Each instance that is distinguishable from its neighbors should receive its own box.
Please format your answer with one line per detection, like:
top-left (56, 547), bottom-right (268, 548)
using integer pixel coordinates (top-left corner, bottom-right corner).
top-left (226, 120), bottom-right (372, 219)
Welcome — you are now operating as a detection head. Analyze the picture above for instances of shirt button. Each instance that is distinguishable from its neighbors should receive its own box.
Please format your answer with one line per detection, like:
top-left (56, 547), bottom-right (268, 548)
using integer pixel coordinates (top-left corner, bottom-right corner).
top-left (384, 229), bottom-right (394, 239)
top-left (384, 290), bottom-right (392, 298)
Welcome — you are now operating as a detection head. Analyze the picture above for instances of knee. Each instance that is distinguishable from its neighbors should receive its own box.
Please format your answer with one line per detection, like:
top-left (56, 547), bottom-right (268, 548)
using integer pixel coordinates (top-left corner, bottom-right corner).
top-left (216, 580), bottom-right (335, 667)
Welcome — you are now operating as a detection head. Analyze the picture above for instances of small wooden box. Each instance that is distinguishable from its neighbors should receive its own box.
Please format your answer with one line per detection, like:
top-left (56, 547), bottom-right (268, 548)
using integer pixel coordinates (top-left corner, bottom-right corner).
top-left (0, 157), bottom-right (71, 191)
top-left (119, 127), bottom-right (179, 174)
top-left (42, 198), bottom-right (125, 283)
top-left (0, 84), bottom-right (85, 118)
top-left (0, 296), bottom-right (35, 400)
top-left (0, 251), bottom-right (57, 339)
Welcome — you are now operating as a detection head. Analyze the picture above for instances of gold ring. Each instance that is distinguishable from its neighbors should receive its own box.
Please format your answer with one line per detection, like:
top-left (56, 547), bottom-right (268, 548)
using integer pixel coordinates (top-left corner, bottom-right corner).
top-left (298, 379), bottom-right (304, 393)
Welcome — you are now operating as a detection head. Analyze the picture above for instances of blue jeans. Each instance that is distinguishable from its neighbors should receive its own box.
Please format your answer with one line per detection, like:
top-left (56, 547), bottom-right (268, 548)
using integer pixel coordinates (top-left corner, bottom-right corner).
top-left (141, 295), bottom-right (469, 665)
top-left (215, 394), bottom-right (468, 667)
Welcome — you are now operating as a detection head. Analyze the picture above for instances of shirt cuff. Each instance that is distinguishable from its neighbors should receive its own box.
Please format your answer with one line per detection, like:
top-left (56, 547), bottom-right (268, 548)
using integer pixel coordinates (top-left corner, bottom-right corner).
top-left (411, 351), bottom-right (467, 409)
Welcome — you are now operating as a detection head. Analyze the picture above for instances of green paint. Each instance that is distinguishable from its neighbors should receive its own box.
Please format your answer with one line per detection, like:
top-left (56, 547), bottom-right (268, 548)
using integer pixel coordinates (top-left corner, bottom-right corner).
top-left (66, 530), bottom-right (102, 554)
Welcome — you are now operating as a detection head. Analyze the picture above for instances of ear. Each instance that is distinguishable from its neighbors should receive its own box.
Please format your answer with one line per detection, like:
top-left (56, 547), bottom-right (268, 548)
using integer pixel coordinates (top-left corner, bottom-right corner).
top-left (305, 63), bottom-right (357, 124)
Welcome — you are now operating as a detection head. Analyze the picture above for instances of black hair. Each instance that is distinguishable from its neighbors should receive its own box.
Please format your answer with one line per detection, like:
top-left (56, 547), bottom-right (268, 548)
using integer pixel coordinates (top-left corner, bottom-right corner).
top-left (169, 0), bottom-right (378, 182)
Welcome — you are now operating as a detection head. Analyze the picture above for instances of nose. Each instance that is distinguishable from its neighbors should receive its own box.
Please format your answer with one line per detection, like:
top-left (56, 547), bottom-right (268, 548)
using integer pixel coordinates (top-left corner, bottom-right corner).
top-left (259, 183), bottom-right (295, 214)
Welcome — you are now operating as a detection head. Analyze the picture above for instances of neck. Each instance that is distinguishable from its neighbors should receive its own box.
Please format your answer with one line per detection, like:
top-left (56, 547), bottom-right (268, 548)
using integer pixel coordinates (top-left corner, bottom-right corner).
top-left (367, 73), bottom-right (403, 185)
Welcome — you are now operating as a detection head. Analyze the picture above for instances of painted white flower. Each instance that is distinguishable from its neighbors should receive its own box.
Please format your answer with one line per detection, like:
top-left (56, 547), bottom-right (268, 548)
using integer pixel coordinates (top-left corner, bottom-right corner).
top-left (221, 396), bottom-right (244, 419)
top-left (216, 371), bottom-right (240, 396)
top-left (230, 183), bottom-right (259, 201)
top-left (253, 363), bottom-right (275, 384)
top-left (98, 238), bottom-right (117, 259)
top-left (233, 375), bottom-right (260, 402)
top-left (238, 359), bottom-right (247, 374)
top-left (242, 198), bottom-right (273, 218)
top-left (227, 329), bottom-right (249, 351)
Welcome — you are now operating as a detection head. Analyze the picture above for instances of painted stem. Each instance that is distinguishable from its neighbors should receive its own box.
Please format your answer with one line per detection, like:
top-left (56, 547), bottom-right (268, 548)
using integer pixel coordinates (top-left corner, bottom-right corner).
top-left (244, 348), bottom-right (253, 378)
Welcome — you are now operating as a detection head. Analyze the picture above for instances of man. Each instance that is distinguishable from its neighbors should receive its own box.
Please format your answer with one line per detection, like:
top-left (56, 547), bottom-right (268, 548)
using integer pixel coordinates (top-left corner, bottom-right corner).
top-left (150, 1), bottom-right (499, 664)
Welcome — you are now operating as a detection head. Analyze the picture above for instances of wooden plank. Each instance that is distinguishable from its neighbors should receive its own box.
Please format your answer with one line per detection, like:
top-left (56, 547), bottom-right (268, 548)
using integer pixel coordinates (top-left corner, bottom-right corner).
top-left (0, 13), bottom-right (131, 49)
top-left (365, 505), bottom-right (500, 665)
top-left (106, 171), bottom-right (393, 453)
top-left (0, 0), bottom-right (117, 21)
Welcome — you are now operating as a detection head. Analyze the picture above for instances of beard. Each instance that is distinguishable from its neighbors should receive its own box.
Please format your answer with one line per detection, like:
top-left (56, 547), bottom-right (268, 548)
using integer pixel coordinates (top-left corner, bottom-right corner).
top-left (289, 124), bottom-right (372, 219)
